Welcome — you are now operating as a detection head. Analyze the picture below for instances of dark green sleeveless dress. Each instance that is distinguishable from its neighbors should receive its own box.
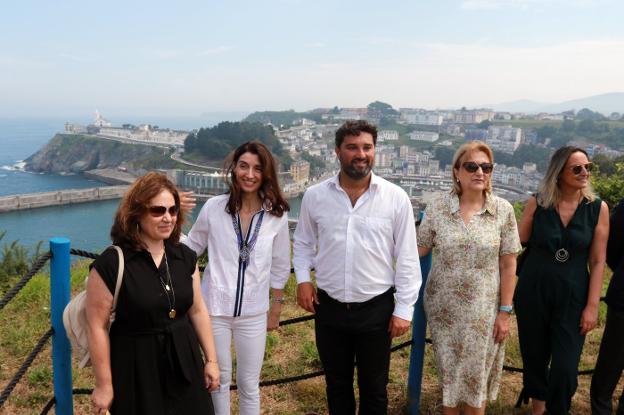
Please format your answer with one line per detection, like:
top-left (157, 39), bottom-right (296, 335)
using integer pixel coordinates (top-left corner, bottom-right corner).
top-left (515, 197), bottom-right (601, 415)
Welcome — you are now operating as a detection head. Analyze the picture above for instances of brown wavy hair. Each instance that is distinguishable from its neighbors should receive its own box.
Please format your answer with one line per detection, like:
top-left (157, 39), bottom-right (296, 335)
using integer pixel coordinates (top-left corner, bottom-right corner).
top-left (110, 172), bottom-right (184, 250)
top-left (224, 141), bottom-right (289, 217)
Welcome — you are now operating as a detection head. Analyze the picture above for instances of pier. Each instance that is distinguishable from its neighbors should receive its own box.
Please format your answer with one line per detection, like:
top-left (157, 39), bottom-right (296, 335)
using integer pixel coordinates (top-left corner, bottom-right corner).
top-left (0, 186), bottom-right (128, 213)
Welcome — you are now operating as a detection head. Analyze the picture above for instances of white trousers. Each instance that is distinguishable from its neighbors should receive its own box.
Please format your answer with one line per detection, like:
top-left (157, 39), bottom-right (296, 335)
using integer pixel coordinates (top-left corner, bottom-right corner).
top-left (211, 313), bottom-right (267, 415)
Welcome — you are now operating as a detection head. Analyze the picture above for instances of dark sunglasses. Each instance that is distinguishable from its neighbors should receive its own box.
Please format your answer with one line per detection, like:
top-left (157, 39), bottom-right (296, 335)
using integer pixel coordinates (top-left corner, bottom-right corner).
top-left (568, 162), bottom-right (594, 175)
top-left (462, 161), bottom-right (494, 174)
top-left (147, 205), bottom-right (179, 217)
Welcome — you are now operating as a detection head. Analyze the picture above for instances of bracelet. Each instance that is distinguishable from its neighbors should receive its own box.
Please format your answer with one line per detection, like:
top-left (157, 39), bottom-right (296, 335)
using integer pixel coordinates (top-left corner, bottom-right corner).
top-left (272, 298), bottom-right (285, 304)
top-left (206, 359), bottom-right (218, 364)
top-left (499, 305), bottom-right (513, 314)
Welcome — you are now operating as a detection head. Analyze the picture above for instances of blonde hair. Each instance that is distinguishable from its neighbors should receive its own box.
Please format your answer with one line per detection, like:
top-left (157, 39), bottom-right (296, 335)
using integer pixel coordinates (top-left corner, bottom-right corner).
top-left (451, 140), bottom-right (494, 196)
top-left (537, 146), bottom-right (596, 209)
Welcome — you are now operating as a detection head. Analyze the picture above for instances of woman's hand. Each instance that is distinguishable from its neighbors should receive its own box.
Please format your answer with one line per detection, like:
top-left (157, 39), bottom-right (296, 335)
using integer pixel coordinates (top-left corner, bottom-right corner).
top-left (91, 383), bottom-right (113, 414)
top-left (580, 304), bottom-right (599, 335)
top-left (267, 302), bottom-right (282, 331)
top-left (493, 312), bottom-right (511, 344)
top-left (179, 191), bottom-right (196, 216)
top-left (204, 361), bottom-right (220, 392)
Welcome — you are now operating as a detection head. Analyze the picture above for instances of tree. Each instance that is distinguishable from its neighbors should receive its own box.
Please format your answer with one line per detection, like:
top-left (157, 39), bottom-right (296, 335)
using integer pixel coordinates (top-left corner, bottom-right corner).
top-left (184, 121), bottom-right (287, 164)
top-left (477, 120), bottom-right (492, 129)
top-left (434, 147), bottom-right (455, 169)
top-left (367, 101), bottom-right (399, 117)
top-left (576, 108), bottom-right (606, 121)
top-left (592, 163), bottom-right (624, 208)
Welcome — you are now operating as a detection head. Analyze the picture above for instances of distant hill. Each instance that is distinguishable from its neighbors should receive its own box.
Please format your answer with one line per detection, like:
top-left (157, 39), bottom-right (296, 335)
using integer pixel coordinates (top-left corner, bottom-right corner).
top-left (489, 92), bottom-right (624, 115)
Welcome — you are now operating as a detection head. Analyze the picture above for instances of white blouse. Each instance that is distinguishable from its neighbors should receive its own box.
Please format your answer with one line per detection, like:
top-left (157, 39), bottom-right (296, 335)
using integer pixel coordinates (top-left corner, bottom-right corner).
top-left (183, 194), bottom-right (291, 317)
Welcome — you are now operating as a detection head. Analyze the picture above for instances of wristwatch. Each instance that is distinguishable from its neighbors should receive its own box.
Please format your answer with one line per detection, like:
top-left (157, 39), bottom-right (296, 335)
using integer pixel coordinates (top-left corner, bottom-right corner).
top-left (499, 305), bottom-right (513, 314)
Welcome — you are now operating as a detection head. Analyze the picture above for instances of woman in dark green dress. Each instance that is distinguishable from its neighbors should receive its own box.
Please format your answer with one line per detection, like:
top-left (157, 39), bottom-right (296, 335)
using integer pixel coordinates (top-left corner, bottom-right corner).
top-left (86, 172), bottom-right (219, 414)
top-left (515, 146), bottom-right (609, 415)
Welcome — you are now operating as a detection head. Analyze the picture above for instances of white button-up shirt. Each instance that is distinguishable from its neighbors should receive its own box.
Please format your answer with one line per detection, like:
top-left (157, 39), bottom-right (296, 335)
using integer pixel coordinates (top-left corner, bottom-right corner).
top-left (293, 173), bottom-right (422, 321)
top-left (183, 194), bottom-right (291, 317)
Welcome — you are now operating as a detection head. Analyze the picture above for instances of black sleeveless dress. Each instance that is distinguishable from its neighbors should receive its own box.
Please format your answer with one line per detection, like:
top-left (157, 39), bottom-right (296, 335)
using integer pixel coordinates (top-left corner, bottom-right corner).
top-left (514, 197), bottom-right (601, 414)
top-left (91, 242), bottom-right (214, 415)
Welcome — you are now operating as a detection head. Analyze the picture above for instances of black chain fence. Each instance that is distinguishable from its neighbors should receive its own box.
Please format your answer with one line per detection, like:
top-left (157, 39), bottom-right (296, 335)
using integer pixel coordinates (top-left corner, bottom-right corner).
top-left (0, 247), bottom-right (607, 413)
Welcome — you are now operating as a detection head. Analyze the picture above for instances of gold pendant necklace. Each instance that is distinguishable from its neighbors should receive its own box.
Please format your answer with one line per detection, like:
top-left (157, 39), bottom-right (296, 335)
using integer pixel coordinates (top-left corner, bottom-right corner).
top-left (158, 252), bottom-right (177, 319)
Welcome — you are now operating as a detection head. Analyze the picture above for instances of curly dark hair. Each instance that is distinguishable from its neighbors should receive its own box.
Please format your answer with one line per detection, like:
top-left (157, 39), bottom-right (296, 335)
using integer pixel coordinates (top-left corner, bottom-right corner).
top-left (224, 141), bottom-right (289, 217)
top-left (335, 120), bottom-right (378, 148)
top-left (110, 172), bottom-right (184, 250)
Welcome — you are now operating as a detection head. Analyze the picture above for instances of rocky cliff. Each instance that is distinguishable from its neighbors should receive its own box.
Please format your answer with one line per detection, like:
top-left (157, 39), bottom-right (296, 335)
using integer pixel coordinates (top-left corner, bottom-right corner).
top-left (25, 134), bottom-right (175, 173)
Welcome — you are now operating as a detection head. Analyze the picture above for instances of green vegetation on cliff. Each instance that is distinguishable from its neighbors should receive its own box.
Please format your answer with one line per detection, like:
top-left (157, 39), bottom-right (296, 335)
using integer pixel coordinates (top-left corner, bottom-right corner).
top-left (184, 122), bottom-right (292, 167)
top-left (25, 134), bottom-right (184, 173)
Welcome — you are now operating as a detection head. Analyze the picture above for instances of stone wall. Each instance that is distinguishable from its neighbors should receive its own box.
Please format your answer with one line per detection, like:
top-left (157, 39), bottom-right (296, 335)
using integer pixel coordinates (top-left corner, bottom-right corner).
top-left (0, 186), bottom-right (128, 212)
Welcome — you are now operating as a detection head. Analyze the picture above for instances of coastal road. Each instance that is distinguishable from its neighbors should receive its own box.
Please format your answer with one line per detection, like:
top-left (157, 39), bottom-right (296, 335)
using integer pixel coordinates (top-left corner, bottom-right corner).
top-left (170, 149), bottom-right (222, 171)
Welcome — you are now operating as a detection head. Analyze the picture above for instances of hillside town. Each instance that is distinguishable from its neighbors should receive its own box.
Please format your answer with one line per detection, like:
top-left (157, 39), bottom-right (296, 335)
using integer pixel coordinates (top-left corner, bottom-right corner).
top-left (63, 106), bottom-right (624, 204)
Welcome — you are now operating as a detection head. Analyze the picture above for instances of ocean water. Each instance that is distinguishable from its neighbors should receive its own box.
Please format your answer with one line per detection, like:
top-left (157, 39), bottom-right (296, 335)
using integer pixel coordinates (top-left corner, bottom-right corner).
top-left (0, 114), bottom-right (305, 254)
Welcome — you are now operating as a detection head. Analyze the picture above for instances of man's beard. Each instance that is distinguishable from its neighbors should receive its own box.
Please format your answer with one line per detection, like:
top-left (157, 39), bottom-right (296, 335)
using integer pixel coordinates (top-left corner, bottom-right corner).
top-left (342, 159), bottom-right (372, 180)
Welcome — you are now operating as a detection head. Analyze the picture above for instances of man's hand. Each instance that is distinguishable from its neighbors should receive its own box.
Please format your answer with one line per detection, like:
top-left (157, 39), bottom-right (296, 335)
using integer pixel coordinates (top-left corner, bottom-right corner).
top-left (388, 316), bottom-right (410, 338)
top-left (297, 282), bottom-right (318, 313)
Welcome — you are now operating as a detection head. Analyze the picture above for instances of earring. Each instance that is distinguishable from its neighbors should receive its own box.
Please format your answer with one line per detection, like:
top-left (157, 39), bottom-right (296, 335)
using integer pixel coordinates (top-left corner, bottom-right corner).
top-left (136, 223), bottom-right (140, 233)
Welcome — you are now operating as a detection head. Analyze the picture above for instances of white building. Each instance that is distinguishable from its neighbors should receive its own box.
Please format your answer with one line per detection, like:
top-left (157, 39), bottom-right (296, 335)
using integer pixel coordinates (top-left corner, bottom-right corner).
top-left (378, 130), bottom-right (399, 142)
top-left (400, 109), bottom-right (443, 126)
top-left (64, 123), bottom-right (87, 134)
top-left (409, 131), bottom-right (439, 142)
top-left (99, 125), bottom-right (189, 147)
top-left (453, 110), bottom-right (494, 124)
top-left (486, 125), bottom-right (522, 153)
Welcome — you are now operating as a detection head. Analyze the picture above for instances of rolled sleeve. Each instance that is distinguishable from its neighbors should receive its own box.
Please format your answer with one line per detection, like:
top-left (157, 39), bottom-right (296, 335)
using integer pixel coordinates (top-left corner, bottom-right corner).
top-left (183, 202), bottom-right (210, 257)
top-left (270, 214), bottom-right (292, 289)
top-left (293, 191), bottom-right (317, 284)
top-left (391, 191), bottom-right (422, 322)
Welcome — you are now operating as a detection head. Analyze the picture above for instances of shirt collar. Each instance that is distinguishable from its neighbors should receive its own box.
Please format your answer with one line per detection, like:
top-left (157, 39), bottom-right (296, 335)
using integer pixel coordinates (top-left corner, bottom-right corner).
top-left (329, 171), bottom-right (381, 192)
top-left (449, 192), bottom-right (497, 216)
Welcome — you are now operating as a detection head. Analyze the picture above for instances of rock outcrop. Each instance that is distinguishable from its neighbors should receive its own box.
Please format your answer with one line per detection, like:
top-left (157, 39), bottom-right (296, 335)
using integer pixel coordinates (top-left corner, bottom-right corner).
top-left (24, 134), bottom-right (172, 173)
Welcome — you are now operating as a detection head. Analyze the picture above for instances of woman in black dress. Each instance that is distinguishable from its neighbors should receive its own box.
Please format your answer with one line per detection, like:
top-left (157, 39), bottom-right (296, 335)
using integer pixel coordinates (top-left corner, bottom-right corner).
top-left (86, 172), bottom-right (219, 414)
top-left (515, 146), bottom-right (609, 415)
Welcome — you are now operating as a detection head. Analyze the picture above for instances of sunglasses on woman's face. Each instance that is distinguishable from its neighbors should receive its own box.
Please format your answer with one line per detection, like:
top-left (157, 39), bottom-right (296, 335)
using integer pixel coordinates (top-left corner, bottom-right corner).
top-left (462, 161), bottom-right (494, 174)
top-left (147, 205), bottom-right (179, 217)
top-left (568, 162), bottom-right (594, 175)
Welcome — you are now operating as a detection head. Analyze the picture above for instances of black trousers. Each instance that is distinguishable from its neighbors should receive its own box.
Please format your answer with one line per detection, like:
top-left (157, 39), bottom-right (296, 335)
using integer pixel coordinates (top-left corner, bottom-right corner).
top-left (515, 274), bottom-right (586, 415)
top-left (315, 288), bottom-right (394, 415)
top-left (590, 307), bottom-right (624, 415)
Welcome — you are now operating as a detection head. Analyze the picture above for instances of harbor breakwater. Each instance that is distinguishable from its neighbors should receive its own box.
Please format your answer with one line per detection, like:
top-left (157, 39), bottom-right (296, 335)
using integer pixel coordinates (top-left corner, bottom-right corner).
top-left (0, 186), bottom-right (128, 213)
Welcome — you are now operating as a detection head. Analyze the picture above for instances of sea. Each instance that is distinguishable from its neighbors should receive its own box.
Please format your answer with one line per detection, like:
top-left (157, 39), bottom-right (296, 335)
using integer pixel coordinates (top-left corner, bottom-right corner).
top-left (0, 114), bottom-right (283, 254)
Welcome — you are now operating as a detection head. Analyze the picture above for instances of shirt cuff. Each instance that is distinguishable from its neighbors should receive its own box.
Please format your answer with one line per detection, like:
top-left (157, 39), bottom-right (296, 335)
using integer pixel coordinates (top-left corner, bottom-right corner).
top-left (294, 268), bottom-right (311, 284)
top-left (393, 302), bottom-right (414, 322)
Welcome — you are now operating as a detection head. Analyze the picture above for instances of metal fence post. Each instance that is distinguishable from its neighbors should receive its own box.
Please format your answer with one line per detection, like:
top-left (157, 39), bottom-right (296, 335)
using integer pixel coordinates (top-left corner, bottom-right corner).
top-left (407, 212), bottom-right (432, 414)
top-left (50, 237), bottom-right (73, 415)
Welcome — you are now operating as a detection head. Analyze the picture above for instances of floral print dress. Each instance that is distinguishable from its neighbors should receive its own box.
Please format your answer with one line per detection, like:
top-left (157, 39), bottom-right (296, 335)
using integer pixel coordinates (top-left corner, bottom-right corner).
top-left (418, 192), bottom-right (521, 408)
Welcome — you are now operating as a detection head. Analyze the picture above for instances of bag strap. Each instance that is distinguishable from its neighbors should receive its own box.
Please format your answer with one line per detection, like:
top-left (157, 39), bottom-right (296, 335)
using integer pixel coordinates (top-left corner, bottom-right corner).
top-left (109, 245), bottom-right (125, 323)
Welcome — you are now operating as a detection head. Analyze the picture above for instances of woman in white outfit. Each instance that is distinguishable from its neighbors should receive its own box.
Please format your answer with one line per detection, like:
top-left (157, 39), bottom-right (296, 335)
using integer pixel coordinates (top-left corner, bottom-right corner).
top-left (183, 141), bottom-right (291, 414)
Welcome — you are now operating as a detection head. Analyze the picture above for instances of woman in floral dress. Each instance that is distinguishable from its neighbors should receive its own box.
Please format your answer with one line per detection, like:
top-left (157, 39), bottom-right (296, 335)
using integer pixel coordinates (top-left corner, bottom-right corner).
top-left (418, 141), bottom-right (521, 415)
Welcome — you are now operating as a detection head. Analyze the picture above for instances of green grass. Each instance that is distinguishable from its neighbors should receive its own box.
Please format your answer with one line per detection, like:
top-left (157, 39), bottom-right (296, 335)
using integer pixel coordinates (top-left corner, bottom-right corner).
top-left (0, 261), bottom-right (621, 414)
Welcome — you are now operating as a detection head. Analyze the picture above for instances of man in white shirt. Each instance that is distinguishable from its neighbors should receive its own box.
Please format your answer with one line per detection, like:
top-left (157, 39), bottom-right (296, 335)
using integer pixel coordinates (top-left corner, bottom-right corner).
top-left (293, 120), bottom-right (422, 414)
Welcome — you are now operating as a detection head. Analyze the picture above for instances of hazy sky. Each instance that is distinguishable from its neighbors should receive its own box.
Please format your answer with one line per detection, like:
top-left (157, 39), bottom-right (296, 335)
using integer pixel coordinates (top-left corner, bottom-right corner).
top-left (2, 0), bottom-right (623, 118)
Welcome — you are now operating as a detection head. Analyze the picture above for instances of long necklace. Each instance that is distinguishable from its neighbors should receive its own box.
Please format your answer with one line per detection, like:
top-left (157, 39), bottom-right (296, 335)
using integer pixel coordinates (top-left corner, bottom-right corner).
top-left (157, 251), bottom-right (177, 319)
top-left (231, 210), bottom-right (265, 265)
top-left (554, 198), bottom-right (581, 263)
